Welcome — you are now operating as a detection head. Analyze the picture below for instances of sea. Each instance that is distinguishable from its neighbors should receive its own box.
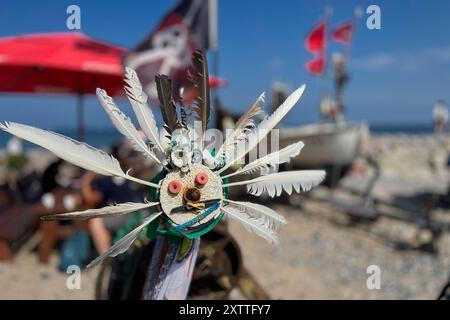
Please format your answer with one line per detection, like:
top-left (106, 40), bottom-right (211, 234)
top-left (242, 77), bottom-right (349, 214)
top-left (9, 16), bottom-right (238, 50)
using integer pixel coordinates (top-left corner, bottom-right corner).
top-left (0, 123), bottom-right (437, 150)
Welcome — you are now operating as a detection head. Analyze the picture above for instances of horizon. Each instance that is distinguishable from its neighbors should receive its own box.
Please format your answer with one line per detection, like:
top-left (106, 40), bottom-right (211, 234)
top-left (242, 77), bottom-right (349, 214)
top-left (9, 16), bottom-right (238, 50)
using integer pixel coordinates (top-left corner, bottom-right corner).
top-left (0, 121), bottom-right (438, 150)
top-left (1, 0), bottom-right (449, 129)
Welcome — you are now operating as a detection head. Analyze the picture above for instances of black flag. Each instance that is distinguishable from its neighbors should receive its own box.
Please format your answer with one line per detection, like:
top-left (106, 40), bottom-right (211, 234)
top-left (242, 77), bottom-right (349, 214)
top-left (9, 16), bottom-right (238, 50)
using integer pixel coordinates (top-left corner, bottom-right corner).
top-left (124, 0), bottom-right (217, 102)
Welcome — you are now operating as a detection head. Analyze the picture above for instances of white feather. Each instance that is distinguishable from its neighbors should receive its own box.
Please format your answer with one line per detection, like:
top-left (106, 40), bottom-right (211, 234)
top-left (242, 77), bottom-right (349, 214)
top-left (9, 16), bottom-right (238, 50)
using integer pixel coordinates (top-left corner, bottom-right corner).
top-left (223, 170), bottom-right (325, 197)
top-left (222, 141), bottom-right (304, 178)
top-left (222, 206), bottom-right (280, 246)
top-left (87, 211), bottom-right (162, 268)
top-left (224, 199), bottom-right (287, 230)
top-left (42, 201), bottom-right (159, 220)
top-left (96, 88), bottom-right (163, 166)
top-left (124, 67), bottom-right (165, 154)
top-left (214, 93), bottom-right (265, 163)
top-left (159, 126), bottom-right (171, 151)
top-left (0, 122), bottom-right (159, 189)
top-left (218, 85), bottom-right (305, 174)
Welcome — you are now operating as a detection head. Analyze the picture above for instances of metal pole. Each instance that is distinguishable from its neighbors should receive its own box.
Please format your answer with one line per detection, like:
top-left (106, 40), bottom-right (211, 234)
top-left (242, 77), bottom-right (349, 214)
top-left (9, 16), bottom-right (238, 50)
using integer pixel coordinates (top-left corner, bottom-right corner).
top-left (212, 51), bottom-right (219, 106)
top-left (209, 0), bottom-right (220, 126)
top-left (210, 0), bottom-right (219, 98)
top-left (77, 93), bottom-right (85, 141)
top-left (319, 6), bottom-right (332, 121)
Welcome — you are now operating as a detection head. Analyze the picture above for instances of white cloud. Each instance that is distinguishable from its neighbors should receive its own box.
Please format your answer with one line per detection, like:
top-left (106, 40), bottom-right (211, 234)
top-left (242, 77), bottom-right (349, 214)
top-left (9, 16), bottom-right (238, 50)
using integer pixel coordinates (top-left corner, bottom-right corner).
top-left (352, 53), bottom-right (395, 69)
top-left (352, 47), bottom-right (450, 71)
top-left (268, 58), bottom-right (284, 70)
top-left (427, 47), bottom-right (450, 62)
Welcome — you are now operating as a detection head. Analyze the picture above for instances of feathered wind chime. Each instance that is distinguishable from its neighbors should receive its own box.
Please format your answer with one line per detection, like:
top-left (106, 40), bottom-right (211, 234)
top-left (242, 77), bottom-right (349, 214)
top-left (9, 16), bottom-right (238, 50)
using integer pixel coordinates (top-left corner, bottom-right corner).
top-left (1, 50), bottom-right (325, 297)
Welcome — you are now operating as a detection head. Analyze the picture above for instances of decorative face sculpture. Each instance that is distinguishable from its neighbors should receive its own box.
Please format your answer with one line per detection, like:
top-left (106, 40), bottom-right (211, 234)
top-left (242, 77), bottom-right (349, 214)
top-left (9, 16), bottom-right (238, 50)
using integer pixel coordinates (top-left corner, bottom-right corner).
top-left (159, 163), bottom-right (223, 233)
top-left (1, 50), bottom-right (325, 268)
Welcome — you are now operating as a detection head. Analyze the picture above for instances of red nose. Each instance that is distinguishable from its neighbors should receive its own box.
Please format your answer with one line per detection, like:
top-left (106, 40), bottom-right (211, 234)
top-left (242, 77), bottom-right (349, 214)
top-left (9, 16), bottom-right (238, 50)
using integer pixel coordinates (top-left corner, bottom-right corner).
top-left (184, 187), bottom-right (201, 202)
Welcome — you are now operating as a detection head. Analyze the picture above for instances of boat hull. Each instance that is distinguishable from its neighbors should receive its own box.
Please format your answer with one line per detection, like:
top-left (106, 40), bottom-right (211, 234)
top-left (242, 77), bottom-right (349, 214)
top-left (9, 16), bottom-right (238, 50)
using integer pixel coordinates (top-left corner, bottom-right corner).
top-left (279, 122), bottom-right (368, 168)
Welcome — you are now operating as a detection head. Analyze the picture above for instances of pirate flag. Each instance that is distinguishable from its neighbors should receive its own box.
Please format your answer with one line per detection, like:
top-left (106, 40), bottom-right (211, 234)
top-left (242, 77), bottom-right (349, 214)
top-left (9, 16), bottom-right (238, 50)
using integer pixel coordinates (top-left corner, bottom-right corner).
top-left (124, 0), bottom-right (216, 102)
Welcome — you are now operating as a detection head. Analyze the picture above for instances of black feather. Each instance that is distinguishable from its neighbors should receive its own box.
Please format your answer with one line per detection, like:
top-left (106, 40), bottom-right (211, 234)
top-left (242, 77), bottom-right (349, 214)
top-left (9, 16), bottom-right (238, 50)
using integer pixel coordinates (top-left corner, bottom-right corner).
top-left (179, 88), bottom-right (188, 128)
top-left (188, 50), bottom-right (210, 138)
top-left (155, 74), bottom-right (180, 134)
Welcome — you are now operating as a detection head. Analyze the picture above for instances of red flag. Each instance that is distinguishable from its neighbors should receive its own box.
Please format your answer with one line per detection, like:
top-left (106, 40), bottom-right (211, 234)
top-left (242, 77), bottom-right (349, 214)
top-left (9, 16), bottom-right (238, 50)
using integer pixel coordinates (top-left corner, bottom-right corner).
top-left (332, 22), bottom-right (354, 44)
top-left (305, 21), bottom-right (326, 54)
top-left (209, 75), bottom-right (227, 89)
top-left (306, 55), bottom-right (325, 76)
top-left (183, 75), bottom-right (226, 104)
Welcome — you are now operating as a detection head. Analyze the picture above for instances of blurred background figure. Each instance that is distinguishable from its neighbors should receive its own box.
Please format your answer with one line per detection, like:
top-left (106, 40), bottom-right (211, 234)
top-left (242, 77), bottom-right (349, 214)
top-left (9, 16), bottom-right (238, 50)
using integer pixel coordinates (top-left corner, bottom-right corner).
top-left (4, 137), bottom-right (27, 198)
top-left (82, 143), bottom-right (145, 256)
top-left (331, 52), bottom-right (350, 123)
top-left (270, 81), bottom-right (290, 114)
top-left (6, 136), bottom-right (23, 156)
top-left (433, 99), bottom-right (448, 134)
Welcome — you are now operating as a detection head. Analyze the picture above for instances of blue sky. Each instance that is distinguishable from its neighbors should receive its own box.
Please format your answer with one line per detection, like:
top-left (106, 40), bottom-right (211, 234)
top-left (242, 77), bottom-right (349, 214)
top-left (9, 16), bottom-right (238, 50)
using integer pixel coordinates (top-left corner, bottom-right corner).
top-left (1, 0), bottom-right (450, 129)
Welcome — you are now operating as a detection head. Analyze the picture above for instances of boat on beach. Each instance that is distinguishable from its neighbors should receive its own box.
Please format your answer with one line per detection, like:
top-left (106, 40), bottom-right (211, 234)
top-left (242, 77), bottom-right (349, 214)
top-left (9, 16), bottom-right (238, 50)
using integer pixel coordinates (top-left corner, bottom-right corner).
top-left (278, 121), bottom-right (369, 187)
top-left (279, 122), bottom-right (368, 167)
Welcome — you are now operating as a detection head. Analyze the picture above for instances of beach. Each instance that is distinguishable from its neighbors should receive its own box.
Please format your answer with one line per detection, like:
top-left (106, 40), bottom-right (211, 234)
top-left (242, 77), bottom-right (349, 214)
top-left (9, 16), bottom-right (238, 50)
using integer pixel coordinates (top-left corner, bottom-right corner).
top-left (1, 132), bottom-right (450, 299)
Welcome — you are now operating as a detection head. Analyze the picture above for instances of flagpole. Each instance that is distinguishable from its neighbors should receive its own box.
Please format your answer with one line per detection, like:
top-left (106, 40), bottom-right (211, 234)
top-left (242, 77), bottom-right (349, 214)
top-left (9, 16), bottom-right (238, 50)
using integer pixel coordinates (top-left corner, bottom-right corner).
top-left (209, 0), bottom-right (219, 113)
top-left (343, 6), bottom-right (362, 61)
top-left (320, 6), bottom-right (332, 121)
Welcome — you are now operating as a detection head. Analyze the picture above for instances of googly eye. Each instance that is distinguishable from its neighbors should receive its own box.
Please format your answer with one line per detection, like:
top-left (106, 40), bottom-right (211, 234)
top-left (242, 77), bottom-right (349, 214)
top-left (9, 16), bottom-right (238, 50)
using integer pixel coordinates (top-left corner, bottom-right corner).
top-left (195, 172), bottom-right (209, 186)
top-left (168, 180), bottom-right (182, 194)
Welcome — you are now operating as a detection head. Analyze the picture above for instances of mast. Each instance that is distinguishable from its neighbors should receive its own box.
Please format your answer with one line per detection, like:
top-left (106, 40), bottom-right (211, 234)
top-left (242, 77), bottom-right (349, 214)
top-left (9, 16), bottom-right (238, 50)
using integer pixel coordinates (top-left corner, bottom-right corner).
top-left (343, 6), bottom-right (363, 61)
top-left (332, 6), bottom-right (362, 123)
top-left (319, 6), bottom-right (333, 122)
top-left (209, 0), bottom-right (219, 113)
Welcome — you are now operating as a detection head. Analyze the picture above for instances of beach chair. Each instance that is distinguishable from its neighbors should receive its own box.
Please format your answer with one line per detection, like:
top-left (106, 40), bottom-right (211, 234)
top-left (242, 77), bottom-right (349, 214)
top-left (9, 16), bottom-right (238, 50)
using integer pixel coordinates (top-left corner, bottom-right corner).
top-left (0, 204), bottom-right (39, 261)
top-left (35, 187), bottom-right (87, 263)
top-left (0, 183), bottom-right (41, 261)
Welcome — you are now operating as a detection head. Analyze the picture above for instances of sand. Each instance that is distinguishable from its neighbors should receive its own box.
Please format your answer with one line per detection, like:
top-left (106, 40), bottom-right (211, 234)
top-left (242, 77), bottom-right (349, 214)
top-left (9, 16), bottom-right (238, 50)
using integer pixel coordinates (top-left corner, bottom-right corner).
top-left (1, 133), bottom-right (450, 299)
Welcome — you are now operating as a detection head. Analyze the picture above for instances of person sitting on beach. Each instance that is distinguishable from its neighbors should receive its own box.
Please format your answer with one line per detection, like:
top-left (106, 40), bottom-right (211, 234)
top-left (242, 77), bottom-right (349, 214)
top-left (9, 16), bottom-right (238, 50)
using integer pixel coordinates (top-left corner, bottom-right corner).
top-left (81, 143), bottom-right (144, 256)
